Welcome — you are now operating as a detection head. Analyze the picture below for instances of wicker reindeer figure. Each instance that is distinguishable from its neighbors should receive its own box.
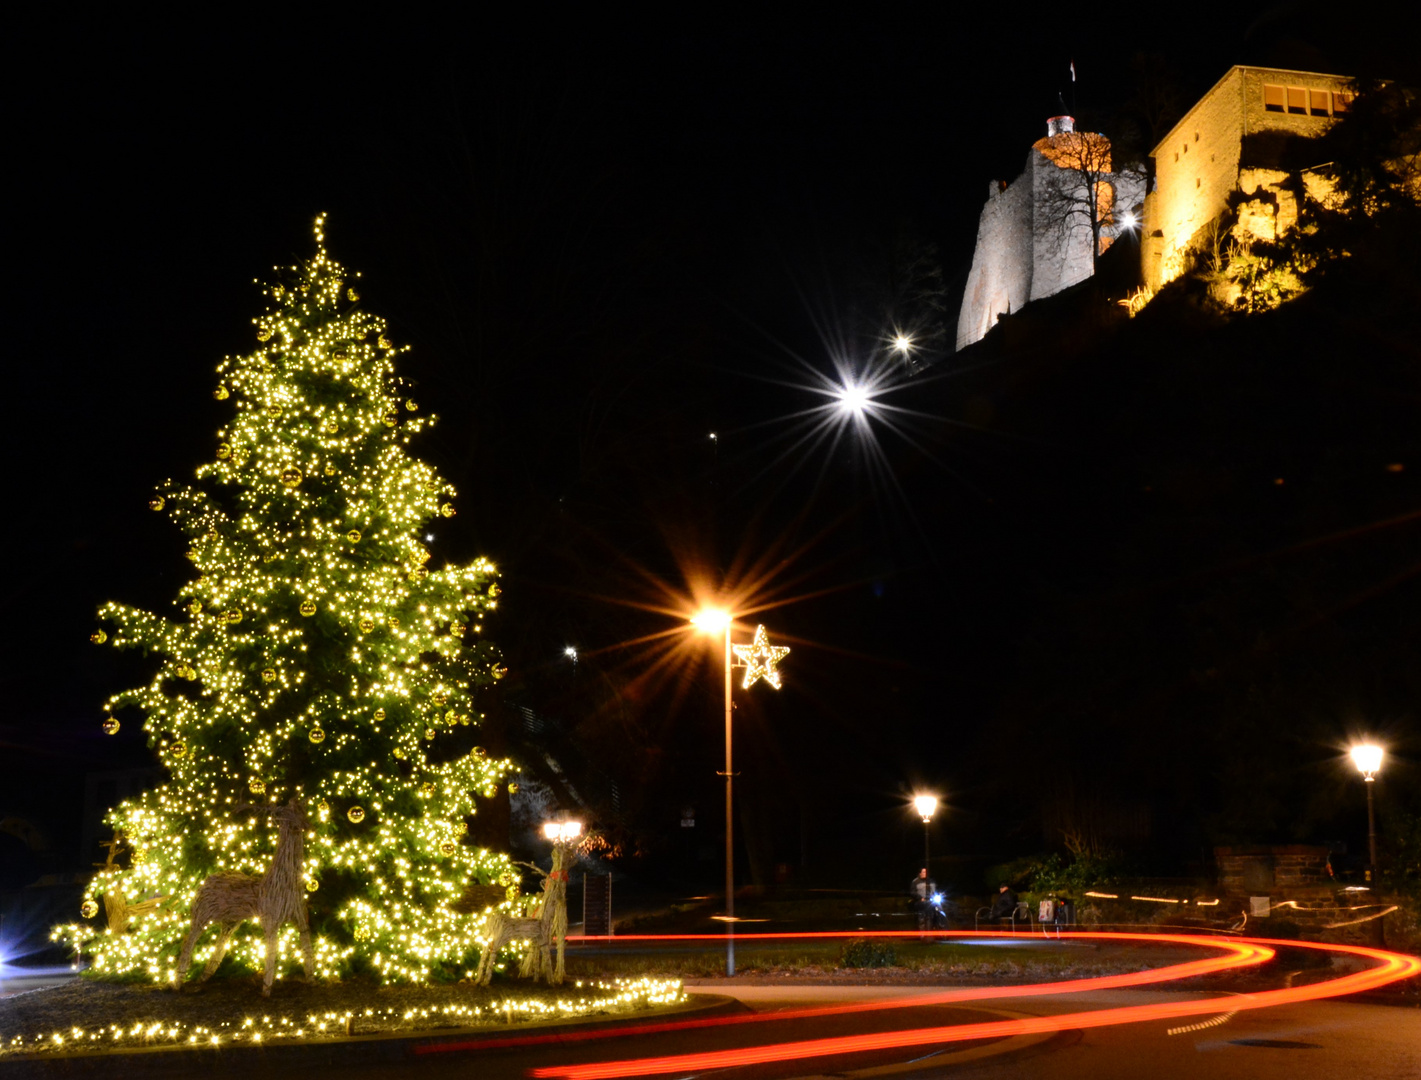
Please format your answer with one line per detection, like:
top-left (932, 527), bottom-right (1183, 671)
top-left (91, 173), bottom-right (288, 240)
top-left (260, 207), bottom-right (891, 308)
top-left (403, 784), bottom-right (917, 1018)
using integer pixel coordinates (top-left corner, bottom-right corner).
top-left (474, 839), bottom-right (574, 986)
top-left (174, 798), bottom-right (314, 996)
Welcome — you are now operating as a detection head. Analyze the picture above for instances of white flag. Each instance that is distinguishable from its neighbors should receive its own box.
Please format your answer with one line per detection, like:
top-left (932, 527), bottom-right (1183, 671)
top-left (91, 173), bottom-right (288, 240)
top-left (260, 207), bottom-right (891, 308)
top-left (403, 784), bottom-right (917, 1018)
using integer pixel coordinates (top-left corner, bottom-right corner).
top-left (1070, 60), bottom-right (1076, 82)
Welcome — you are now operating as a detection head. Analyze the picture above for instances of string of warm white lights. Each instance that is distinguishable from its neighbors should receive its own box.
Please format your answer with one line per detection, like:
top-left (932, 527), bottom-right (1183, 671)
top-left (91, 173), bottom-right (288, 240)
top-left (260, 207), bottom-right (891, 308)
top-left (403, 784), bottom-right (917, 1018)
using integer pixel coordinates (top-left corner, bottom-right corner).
top-left (55, 215), bottom-right (521, 986)
top-left (0, 978), bottom-right (684, 1057)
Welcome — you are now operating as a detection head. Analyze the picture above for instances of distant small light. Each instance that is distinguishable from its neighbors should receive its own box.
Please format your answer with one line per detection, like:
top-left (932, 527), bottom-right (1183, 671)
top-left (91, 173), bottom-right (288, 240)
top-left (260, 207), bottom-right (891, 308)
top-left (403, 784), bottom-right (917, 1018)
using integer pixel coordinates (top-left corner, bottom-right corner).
top-left (1120, 211), bottom-right (1138, 229)
top-left (708, 432), bottom-right (717, 441)
top-left (1274, 478), bottom-right (1285, 486)
top-left (930, 892), bottom-right (945, 906)
top-left (1385, 463), bottom-right (1404, 472)
top-left (425, 533), bottom-right (434, 541)
top-left (892, 335), bottom-right (913, 353)
top-left (564, 646), bottom-right (578, 660)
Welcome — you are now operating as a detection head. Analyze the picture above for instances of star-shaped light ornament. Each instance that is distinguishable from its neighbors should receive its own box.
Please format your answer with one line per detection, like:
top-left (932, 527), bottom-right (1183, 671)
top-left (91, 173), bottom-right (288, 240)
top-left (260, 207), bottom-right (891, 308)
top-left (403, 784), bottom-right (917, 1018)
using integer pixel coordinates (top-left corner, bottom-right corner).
top-left (733, 625), bottom-right (790, 690)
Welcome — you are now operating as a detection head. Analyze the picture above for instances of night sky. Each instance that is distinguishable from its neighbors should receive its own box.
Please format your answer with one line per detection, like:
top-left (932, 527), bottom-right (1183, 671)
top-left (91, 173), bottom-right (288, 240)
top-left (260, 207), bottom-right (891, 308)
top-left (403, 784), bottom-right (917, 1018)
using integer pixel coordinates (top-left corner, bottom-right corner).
top-left (6, 7), bottom-right (1419, 895)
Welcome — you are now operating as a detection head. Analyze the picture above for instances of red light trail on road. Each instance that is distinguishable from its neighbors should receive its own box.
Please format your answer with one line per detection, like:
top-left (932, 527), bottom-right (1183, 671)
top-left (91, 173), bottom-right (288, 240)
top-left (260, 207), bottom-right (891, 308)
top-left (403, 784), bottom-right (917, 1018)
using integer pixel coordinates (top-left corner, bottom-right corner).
top-left (416, 932), bottom-right (1269, 1057)
top-left (526, 934), bottom-right (1420, 1079)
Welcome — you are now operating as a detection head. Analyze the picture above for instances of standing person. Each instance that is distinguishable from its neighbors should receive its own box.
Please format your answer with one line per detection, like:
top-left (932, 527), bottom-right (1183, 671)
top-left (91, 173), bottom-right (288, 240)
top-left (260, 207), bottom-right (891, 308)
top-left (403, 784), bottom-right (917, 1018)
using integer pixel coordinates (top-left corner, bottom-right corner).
top-left (909, 868), bottom-right (936, 930)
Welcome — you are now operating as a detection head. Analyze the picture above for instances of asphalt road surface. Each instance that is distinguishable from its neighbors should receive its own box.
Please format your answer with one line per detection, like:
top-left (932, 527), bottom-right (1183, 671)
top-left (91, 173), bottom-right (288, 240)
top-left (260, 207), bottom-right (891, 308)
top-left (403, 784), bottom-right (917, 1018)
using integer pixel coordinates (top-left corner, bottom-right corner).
top-left (4, 977), bottom-right (1417, 1078)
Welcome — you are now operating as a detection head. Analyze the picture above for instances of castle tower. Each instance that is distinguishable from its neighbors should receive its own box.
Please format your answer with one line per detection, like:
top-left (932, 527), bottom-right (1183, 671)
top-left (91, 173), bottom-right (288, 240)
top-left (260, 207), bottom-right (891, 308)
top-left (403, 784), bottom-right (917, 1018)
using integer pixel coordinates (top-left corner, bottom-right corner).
top-left (956, 115), bottom-right (1145, 350)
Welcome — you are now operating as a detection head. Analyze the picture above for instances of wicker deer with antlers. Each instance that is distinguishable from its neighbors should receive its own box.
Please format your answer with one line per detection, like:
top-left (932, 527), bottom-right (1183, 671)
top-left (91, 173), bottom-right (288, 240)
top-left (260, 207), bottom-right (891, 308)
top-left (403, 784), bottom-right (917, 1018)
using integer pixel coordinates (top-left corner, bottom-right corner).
top-left (173, 797), bottom-right (314, 996)
top-left (473, 838), bottom-right (574, 986)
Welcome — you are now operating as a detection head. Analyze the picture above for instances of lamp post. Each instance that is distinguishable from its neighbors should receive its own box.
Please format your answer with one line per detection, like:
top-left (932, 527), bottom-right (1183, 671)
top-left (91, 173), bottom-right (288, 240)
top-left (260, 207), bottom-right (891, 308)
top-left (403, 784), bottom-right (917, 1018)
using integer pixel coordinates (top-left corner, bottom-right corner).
top-left (1350, 744), bottom-right (1383, 883)
top-left (692, 608), bottom-right (736, 975)
top-left (691, 610), bottom-right (790, 976)
top-left (913, 794), bottom-right (938, 872)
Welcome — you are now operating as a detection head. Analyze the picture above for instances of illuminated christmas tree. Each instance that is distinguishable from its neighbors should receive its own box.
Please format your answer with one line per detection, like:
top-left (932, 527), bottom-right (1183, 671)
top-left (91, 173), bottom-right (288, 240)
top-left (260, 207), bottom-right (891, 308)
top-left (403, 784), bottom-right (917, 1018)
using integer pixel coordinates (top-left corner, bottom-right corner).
top-left (59, 215), bottom-right (514, 985)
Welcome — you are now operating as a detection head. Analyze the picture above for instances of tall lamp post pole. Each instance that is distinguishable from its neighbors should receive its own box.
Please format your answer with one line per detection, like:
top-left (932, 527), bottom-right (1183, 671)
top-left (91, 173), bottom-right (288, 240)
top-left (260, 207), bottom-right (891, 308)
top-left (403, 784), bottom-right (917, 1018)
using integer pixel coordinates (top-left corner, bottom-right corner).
top-left (1350, 743), bottom-right (1385, 946)
top-left (720, 618), bottom-right (735, 977)
top-left (913, 794), bottom-right (938, 873)
top-left (692, 610), bottom-right (790, 977)
top-left (1350, 744), bottom-right (1383, 882)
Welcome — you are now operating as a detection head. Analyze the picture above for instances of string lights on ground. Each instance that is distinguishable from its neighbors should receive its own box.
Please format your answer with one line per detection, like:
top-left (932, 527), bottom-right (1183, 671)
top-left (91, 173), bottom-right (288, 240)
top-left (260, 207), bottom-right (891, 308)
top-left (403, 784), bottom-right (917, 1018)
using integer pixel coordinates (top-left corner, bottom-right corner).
top-left (55, 215), bottom-right (519, 987)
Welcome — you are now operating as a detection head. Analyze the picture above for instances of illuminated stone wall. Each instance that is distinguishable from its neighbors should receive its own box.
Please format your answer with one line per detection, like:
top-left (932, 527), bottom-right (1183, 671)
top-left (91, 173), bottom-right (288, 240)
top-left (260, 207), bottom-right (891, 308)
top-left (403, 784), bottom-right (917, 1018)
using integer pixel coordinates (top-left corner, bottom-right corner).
top-left (1142, 66), bottom-right (1353, 291)
top-left (956, 172), bottom-right (1034, 349)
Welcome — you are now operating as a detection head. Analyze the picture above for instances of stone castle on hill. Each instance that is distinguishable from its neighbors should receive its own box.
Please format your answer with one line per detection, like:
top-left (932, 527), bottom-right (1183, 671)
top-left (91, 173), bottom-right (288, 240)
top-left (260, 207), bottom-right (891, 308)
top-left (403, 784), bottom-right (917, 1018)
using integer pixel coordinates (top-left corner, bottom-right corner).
top-left (957, 65), bottom-right (1357, 350)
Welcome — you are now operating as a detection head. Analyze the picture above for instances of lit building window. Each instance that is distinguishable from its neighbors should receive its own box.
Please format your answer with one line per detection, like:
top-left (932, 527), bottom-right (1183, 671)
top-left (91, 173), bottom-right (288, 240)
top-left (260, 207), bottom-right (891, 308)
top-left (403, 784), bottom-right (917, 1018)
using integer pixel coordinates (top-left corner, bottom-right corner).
top-left (1264, 85), bottom-right (1286, 113)
top-left (1286, 87), bottom-right (1307, 114)
top-left (1310, 89), bottom-right (1331, 115)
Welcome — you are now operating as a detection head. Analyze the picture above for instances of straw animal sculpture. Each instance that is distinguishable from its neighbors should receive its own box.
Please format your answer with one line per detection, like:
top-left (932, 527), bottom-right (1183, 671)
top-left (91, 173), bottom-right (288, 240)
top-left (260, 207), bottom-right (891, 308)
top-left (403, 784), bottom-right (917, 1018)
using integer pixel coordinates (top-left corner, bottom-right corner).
top-left (474, 840), bottom-right (574, 986)
top-left (96, 834), bottom-right (166, 932)
top-left (173, 797), bottom-right (314, 996)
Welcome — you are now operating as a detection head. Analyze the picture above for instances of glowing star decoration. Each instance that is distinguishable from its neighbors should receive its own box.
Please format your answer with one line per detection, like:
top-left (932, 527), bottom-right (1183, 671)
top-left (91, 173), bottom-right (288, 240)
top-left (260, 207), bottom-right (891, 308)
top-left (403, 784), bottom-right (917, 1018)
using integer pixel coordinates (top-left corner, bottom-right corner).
top-left (58, 215), bottom-right (517, 990)
top-left (732, 625), bottom-right (790, 690)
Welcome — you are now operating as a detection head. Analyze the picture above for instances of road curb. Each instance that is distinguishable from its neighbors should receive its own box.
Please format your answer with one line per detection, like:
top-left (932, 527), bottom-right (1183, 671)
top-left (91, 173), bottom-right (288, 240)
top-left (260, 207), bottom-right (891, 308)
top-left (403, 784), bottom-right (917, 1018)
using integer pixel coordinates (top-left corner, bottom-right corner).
top-left (0, 993), bottom-right (745, 1076)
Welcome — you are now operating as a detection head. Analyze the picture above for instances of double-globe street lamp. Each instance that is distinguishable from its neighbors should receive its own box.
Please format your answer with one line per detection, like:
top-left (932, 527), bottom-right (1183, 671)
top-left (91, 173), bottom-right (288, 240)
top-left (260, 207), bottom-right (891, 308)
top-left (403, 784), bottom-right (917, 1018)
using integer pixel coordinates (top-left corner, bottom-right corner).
top-left (691, 609), bottom-right (790, 976)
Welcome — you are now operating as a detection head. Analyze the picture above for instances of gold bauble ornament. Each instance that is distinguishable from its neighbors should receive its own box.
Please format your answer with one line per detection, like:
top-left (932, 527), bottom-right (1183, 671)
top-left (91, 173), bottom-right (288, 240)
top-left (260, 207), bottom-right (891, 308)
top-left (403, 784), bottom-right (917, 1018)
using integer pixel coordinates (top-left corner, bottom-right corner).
top-left (498, 872), bottom-right (516, 887)
top-left (262, 668), bottom-right (277, 683)
top-left (393, 746), bottom-right (407, 760)
top-left (458, 714), bottom-right (471, 726)
top-left (378, 335), bottom-right (392, 349)
top-left (359, 618), bottom-right (374, 634)
top-left (170, 742), bottom-right (187, 759)
top-left (347, 806), bottom-right (365, 823)
top-left (324, 463), bottom-right (337, 476)
top-left (387, 617), bottom-right (400, 629)
top-left (424, 480), bottom-right (439, 492)
top-left (281, 467), bottom-right (303, 488)
top-left (216, 444), bottom-right (231, 460)
top-left (440, 503), bottom-right (456, 518)
top-left (214, 385), bottom-right (229, 401)
top-left (383, 411), bottom-right (398, 427)
top-left (416, 548), bottom-right (431, 565)
top-left (226, 609), bottom-right (243, 624)
top-left (309, 727), bottom-right (325, 744)
top-left (81, 899), bottom-right (99, 919)
top-left (304, 878), bottom-right (319, 892)
top-left (433, 692), bottom-right (448, 707)
top-left (373, 708), bottom-right (386, 721)
top-left (318, 798), bottom-right (330, 813)
top-left (322, 417), bottom-right (339, 434)
top-left (444, 709), bottom-right (457, 723)
top-left (300, 600), bottom-right (317, 617)
top-left (489, 583), bottom-right (501, 597)
top-left (257, 327), bottom-right (272, 342)
top-left (405, 399), bottom-right (418, 412)
top-left (483, 787), bottom-right (498, 799)
top-left (267, 404), bottom-right (282, 417)
top-left (185, 549), bottom-right (199, 562)
top-left (461, 821), bottom-right (470, 833)
top-left (102, 717), bottom-right (120, 735)
top-left (354, 925), bottom-right (370, 941)
top-left (347, 529), bottom-right (362, 543)
top-left (347, 288), bottom-right (359, 302)
top-left (91, 629), bottom-right (107, 644)
top-left (424, 728), bottom-right (437, 741)
top-left (452, 623), bottom-right (467, 636)
top-left (439, 840), bottom-right (457, 856)
top-left (508, 782), bottom-right (519, 795)
top-left (149, 496), bottom-right (165, 511)
top-left (493, 666), bottom-right (507, 680)
top-left (472, 746), bottom-right (486, 758)
top-left (188, 600), bottom-right (201, 614)
top-left (250, 779), bottom-right (265, 794)
top-left (420, 782), bottom-right (435, 797)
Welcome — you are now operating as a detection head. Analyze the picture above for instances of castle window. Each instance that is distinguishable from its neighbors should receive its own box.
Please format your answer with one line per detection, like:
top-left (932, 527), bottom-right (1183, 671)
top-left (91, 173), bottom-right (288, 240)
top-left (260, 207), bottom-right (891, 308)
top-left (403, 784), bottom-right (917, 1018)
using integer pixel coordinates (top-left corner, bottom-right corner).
top-left (1333, 92), bottom-right (1353, 113)
top-left (1264, 85), bottom-right (1286, 112)
top-left (1286, 87), bottom-right (1307, 114)
top-left (1195, 132), bottom-right (1200, 141)
top-left (1310, 89), bottom-right (1331, 115)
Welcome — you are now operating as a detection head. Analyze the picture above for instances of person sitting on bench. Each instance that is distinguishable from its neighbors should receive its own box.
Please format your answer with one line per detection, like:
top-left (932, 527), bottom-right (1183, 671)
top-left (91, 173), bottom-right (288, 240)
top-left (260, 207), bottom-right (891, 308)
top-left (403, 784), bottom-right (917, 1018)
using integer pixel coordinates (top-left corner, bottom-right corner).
top-left (985, 882), bottom-right (1017, 922)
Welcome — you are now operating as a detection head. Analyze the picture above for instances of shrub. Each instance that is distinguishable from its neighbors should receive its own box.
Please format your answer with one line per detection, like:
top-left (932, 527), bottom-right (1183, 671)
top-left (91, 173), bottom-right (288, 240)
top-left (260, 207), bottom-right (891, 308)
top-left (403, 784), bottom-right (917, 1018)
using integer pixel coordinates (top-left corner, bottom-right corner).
top-left (839, 938), bottom-right (897, 969)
